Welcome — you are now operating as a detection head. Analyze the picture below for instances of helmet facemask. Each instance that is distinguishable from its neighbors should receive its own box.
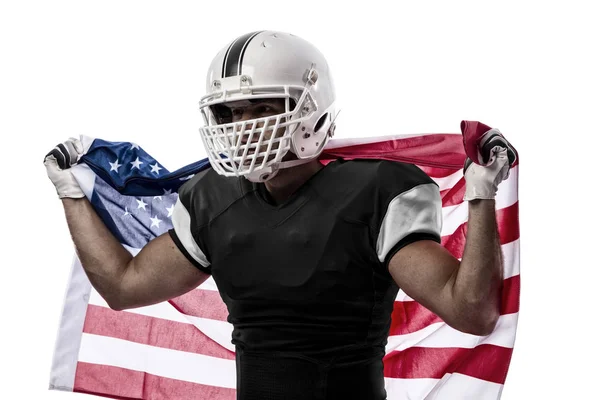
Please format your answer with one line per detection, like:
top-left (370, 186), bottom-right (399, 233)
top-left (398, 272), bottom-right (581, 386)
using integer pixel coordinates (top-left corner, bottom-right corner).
top-left (199, 84), bottom-right (326, 182)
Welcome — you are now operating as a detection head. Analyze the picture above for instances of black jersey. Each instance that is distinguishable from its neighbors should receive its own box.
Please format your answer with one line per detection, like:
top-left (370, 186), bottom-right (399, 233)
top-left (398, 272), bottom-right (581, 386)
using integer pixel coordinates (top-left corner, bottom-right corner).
top-left (169, 159), bottom-right (442, 362)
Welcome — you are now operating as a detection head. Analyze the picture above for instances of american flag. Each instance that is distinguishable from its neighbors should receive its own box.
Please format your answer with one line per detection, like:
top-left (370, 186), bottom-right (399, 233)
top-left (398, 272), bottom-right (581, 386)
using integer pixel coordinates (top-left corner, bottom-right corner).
top-left (49, 121), bottom-right (519, 399)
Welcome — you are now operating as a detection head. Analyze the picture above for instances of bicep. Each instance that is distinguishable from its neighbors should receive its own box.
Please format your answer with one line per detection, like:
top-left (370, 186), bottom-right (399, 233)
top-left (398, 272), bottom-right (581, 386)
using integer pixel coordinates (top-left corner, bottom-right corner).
top-left (118, 232), bottom-right (210, 309)
top-left (388, 240), bottom-right (460, 323)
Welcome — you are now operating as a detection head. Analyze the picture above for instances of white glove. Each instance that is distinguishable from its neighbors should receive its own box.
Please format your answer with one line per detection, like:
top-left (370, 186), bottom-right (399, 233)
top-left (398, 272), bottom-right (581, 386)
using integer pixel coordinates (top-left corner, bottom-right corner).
top-left (463, 128), bottom-right (512, 201)
top-left (44, 137), bottom-right (87, 199)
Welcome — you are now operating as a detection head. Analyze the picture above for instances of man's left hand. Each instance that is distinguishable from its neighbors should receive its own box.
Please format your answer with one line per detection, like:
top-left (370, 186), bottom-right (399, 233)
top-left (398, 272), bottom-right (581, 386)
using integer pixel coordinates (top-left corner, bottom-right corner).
top-left (463, 128), bottom-right (515, 201)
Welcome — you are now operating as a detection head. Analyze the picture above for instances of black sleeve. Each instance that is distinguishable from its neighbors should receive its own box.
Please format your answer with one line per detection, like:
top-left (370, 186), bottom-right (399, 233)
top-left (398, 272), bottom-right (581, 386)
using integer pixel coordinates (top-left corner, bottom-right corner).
top-left (168, 229), bottom-right (211, 275)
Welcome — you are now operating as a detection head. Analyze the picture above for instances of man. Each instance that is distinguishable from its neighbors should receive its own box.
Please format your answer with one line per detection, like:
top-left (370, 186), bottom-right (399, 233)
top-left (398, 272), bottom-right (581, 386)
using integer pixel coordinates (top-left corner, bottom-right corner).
top-left (44, 31), bottom-right (512, 400)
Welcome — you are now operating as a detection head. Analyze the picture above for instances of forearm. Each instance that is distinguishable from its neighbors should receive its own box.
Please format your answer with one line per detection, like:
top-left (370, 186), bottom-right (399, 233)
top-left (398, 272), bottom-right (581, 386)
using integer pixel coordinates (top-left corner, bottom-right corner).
top-left (452, 199), bottom-right (503, 333)
top-left (62, 197), bottom-right (132, 307)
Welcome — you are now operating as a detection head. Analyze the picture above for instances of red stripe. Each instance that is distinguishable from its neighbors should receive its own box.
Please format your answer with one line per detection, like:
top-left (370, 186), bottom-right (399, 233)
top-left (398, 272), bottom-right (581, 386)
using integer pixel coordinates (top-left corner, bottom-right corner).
top-left (500, 275), bottom-right (520, 315)
top-left (441, 219), bottom-right (469, 259)
top-left (83, 305), bottom-right (235, 360)
top-left (170, 289), bottom-right (229, 322)
top-left (440, 177), bottom-right (466, 207)
top-left (441, 201), bottom-right (520, 259)
top-left (74, 362), bottom-right (236, 400)
top-left (389, 275), bottom-right (520, 335)
top-left (321, 134), bottom-right (467, 168)
top-left (496, 202), bottom-right (520, 244)
top-left (389, 300), bottom-right (444, 336)
top-left (383, 344), bottom-right (513, 384)
top-left (418, 165), bottom-right (461, 178)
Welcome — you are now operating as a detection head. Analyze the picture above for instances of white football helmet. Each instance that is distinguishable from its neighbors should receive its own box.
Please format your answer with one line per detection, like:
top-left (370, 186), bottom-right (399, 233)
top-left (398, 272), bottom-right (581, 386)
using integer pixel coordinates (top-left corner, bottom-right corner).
top-left (199, 31), bottom-right (336, 182)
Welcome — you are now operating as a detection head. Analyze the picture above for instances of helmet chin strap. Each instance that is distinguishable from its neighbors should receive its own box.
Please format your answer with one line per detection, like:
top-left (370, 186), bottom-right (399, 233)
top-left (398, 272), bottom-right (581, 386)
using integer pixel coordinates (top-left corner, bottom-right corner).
top-left (244, 166), bottom-right (279, 183)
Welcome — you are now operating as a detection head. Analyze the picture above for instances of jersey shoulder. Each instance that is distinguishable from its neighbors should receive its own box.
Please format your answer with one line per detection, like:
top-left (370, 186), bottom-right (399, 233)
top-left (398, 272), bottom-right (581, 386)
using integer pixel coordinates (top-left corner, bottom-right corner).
top-left (313, 158), bottom-right (439, 225)
top-left (177, 167), bottom-right (247, 227)
top-left (371, 159), bottom-right (437, 192)
top-left (318, 158), bottom-right (437, 198)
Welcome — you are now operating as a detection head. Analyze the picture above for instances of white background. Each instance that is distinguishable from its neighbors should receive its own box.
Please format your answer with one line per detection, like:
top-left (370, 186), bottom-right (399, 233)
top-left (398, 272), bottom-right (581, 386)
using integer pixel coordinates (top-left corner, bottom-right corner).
top-left (1, 0), bottom-right (599, 398)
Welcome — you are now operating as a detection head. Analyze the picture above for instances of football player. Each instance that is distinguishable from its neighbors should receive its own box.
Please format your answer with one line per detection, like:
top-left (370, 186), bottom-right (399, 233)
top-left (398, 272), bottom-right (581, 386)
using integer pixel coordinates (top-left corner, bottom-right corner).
top-left (45, 31), bottom-right (512, 400)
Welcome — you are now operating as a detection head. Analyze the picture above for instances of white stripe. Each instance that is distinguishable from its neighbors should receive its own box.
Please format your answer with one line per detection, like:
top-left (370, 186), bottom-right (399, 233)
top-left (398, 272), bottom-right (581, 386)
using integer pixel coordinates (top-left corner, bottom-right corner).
top-left (385, 373), bottom-right (503, 400)
top-left (423, 373), bottom-right (503, 400)
top-left (88, 289), bottom-right (236, 352)
top-left (440, 165), bottom-right (518, 237)
top-left (385, 312), bottom-right (518, 354)
top-left (193, 315), bottom-right (236, 352)
top-left (385, 377), bottom-right (440, 400)
top-left (377, 183), bottom-right (442, 262)
top-left (49, 255), bottom-right (92, 391)
top-left (171, 197), bottom-right (210, 267)
top-left (430, 169), bottom-right (463, 191)
top-left (222, 40), bottom-right (234, 77)
top-left (71, 163), bottom-right (97, 199)
top-left (501, 238), bottom-right (520, 279)
top-left (198, 276), bottom-right (219, 291)
top-left (78, 333), bottom-right (237, 389)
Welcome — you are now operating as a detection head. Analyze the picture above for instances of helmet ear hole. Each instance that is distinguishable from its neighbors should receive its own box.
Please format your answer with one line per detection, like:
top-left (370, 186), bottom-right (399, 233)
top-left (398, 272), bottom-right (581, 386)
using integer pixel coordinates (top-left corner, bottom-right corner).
top-left (314, 113), bottom-right (329, 133)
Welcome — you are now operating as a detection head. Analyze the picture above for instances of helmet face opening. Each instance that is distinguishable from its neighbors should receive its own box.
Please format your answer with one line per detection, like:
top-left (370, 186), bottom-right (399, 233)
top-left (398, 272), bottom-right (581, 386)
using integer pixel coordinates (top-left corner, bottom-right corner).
top-left (200, 92), bottom-right (307, 179)
top-left (209, 98), bottom-right (297, 125)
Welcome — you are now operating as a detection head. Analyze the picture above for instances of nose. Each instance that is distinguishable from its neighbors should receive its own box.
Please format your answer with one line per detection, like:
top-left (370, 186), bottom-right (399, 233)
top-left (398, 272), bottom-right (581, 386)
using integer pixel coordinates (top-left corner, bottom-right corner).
top-left (236, 119), bottom-right (265, 144)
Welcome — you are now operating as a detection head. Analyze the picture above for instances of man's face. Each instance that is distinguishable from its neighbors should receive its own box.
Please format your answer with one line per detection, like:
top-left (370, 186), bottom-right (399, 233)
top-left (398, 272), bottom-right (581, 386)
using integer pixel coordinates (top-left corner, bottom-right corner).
top-left (210, 98), bottom-right (295, 165)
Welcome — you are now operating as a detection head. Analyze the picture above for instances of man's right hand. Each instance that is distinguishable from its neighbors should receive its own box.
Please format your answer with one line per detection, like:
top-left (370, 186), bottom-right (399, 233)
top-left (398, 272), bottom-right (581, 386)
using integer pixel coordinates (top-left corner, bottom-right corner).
top-left (44, 137), bottom-right (87, 199)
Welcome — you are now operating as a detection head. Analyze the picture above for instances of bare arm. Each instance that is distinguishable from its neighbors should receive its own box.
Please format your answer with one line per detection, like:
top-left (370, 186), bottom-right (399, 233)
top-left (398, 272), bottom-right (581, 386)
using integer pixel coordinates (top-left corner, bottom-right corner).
top-left (388, 199), bottom-right (503, 336)
top-left (62, 197), bottom-right (210, 310)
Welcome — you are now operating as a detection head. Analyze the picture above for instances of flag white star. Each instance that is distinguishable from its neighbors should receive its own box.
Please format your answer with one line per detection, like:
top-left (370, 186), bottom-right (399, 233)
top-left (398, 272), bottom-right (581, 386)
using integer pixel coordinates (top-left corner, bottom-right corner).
top-left (109, 159), bottom-right (122, 172)
top-left (166, 204), bottom-right (175, 217)
top-left (130, 143), bottom-right (140, 150)
top-left (136, 198), bottom-right (147, 210)
top-left (163, 188), bottom-right (173, 196)
top-left (123, 207), bottom-right (130, 216)
top-left (150, 215), bottom-right (162, 228)
top-left (150, 163), bottom-right (163, 175)
top-left (130, 157), bottom-right (143, 169)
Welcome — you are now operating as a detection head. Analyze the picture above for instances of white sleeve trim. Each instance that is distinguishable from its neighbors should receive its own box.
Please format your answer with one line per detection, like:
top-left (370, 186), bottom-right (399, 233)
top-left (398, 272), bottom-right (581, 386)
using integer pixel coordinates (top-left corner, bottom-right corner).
top-left (376, 183), bottom-right (442, 262)
top-left (171, 198), bottom-right (210, 268)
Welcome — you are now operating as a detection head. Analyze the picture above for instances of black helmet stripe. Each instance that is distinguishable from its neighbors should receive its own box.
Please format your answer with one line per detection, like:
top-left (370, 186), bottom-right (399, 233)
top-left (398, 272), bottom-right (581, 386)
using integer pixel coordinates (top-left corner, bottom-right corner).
top-left (221, 40), bottom-right (237, 79)
top-left (222, 31), bottom-right (263, 78)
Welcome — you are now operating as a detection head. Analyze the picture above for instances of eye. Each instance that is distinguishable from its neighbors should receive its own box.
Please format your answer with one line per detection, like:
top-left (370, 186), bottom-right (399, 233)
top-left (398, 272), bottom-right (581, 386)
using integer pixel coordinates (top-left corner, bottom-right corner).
top-left (256, 106), bottom-right (271, 114)
top-left (211, 105), bottom-right (232, 124)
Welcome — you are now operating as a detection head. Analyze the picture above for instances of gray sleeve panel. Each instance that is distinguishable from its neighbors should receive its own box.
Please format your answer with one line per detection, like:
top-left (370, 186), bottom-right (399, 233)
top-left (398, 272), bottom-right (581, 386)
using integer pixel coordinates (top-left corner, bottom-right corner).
top-left (376, 182), bottom-right (442, 262)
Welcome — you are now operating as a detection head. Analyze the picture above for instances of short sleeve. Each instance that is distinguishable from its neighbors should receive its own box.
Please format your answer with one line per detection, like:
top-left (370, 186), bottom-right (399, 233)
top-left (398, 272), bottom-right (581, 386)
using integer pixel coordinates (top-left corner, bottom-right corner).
top-left (373, 161), bottom-right (443, 266)
top-left (168, 178), bottom-right (212, 275)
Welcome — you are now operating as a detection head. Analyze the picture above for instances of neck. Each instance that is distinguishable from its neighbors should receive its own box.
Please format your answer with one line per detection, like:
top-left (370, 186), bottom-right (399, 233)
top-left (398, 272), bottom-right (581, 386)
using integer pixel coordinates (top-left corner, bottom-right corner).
top-left (263, 159), bottom-right (324, 204)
